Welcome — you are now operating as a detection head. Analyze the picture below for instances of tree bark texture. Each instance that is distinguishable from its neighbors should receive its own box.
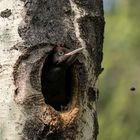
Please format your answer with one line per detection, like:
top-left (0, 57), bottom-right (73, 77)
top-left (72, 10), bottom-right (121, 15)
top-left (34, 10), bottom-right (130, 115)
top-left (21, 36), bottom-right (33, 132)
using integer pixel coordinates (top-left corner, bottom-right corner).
top-left (0, 0), bottom-right (104, 140)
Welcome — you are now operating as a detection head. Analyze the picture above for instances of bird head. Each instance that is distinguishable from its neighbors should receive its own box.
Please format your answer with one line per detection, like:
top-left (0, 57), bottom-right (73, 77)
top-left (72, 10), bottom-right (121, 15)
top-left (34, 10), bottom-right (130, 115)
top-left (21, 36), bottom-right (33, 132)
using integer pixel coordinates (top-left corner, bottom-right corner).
top-left (52, 45), bottom-right (84, 66)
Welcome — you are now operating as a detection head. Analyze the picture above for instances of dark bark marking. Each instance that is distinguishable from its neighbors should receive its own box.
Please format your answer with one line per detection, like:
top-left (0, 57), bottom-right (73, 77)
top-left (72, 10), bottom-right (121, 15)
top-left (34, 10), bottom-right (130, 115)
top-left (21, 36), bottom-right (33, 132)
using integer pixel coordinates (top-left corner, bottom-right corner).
top-left (18, 0), bottom-right (78, 47)
top-left (87, 87), bottom-right (99, 102)
top-left (78, 15), bottom-right (105, 78)
top-left (0, 9), bottom-right (12, 18)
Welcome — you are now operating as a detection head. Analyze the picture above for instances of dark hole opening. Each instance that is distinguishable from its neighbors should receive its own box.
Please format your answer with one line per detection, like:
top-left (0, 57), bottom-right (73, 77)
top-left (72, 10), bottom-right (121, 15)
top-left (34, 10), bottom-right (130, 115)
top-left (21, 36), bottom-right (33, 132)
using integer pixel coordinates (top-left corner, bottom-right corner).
top-left (41, 55), bottom-right (74, 111)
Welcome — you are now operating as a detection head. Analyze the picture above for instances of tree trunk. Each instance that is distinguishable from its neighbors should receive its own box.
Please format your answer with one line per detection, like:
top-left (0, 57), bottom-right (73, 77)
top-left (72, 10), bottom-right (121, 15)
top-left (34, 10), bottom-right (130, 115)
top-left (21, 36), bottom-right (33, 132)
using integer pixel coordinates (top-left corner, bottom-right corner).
top-left (0, 0), bottom-right (104, 140)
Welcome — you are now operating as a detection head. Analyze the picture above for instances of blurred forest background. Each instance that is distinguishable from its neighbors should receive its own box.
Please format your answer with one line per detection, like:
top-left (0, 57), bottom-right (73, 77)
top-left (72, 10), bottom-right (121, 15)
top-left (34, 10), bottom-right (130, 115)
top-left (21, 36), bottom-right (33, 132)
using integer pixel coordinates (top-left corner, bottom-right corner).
top-left (98, 0), bottom-right (140, 140)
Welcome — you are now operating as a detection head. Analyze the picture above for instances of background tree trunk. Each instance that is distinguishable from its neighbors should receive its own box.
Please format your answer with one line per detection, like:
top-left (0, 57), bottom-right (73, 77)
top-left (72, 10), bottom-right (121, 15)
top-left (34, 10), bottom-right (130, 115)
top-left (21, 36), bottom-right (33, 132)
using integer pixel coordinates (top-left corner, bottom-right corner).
top-left (0, 0), bottom-right (104, 140)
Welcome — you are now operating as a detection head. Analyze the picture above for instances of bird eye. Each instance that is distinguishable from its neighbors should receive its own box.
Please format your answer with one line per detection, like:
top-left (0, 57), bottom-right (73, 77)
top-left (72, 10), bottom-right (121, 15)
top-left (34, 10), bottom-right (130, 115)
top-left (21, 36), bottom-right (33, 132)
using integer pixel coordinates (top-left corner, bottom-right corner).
top-left (58, 51), bottom-right (64, 56)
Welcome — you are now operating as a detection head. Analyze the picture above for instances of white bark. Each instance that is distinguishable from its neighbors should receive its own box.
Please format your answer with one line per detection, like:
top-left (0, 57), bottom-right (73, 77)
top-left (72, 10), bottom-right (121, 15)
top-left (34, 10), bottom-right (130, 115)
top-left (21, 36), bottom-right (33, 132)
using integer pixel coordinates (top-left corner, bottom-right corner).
top-left (0, 1), bottom-right (25, 139)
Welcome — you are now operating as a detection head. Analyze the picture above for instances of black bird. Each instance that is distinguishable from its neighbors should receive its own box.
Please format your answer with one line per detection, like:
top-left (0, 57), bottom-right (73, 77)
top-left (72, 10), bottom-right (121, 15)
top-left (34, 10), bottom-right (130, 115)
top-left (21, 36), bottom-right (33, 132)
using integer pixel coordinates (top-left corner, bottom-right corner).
top-left (41, 45), bottom-right (84, 110)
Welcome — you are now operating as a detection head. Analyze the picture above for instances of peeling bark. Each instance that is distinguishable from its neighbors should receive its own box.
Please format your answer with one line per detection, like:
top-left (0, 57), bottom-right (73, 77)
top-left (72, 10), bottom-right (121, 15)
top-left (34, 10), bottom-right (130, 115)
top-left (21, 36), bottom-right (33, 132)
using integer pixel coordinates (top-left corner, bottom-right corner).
top-left (0, 0), bottom-right (104, 140)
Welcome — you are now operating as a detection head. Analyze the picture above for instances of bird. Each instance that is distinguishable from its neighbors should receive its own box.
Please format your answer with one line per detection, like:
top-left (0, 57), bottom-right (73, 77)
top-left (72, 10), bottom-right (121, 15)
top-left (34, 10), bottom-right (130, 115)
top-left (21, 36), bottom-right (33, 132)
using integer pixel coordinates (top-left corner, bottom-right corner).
top-left (41, 45), bottom-right (84, 110)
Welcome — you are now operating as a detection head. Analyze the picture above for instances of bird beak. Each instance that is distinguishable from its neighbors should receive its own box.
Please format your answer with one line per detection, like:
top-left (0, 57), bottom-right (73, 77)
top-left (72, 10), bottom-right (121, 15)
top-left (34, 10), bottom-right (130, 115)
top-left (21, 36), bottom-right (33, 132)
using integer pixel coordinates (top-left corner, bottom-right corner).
top-left (64, 47), bottom-right (84, 56)
top-left (58, 47), bottom-right (84, 65)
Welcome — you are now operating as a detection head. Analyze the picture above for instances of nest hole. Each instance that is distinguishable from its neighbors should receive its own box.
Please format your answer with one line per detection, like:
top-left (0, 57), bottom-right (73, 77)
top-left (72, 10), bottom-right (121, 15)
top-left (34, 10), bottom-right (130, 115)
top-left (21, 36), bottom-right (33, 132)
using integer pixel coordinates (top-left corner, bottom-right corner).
top-left (41, 55), bottom-right (76, 111)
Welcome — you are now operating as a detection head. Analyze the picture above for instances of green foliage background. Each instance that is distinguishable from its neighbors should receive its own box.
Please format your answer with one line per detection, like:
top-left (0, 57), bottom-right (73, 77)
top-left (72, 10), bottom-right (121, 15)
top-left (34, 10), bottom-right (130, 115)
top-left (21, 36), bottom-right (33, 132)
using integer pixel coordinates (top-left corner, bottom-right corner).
top-left (98, 0), bottom-right (140, 140)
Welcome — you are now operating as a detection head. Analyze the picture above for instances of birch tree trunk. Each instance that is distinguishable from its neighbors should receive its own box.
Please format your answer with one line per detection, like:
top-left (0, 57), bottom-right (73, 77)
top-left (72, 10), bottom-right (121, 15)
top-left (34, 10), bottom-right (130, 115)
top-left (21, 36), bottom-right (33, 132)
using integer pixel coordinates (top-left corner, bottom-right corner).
top-left (0, 0), bottom-right (104, 140)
